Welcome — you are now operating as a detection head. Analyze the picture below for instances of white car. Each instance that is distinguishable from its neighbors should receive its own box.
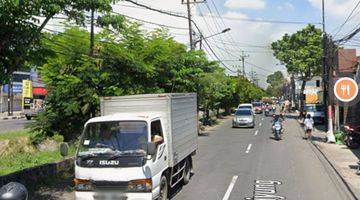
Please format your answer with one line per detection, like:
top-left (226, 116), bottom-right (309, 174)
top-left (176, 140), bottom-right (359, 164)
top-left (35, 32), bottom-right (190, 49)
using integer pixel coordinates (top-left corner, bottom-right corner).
top-left (237, 103), bottom-right (254, 112)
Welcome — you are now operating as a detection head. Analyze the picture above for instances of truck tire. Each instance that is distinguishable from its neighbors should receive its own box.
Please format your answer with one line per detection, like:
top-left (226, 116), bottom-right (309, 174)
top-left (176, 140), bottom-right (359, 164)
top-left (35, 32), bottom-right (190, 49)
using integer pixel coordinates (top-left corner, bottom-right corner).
top-left (182, 159), bottom-right (191, 185)
top-left (26, 115), bottom-right (31, 120)
top-left (158, 175), bottom-right (169, 200)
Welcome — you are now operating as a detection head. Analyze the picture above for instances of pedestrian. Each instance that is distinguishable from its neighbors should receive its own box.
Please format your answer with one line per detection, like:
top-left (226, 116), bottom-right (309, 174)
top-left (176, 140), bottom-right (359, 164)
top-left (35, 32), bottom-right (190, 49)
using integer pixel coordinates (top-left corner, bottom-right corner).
top-left (303, 114), bottom-right (314, 140)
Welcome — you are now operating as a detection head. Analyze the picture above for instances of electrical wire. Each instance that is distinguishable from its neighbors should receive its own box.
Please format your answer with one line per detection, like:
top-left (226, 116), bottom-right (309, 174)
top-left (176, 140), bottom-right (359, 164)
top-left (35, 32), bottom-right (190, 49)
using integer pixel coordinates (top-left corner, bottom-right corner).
top-left (333, 0), bottom-right (360, 38)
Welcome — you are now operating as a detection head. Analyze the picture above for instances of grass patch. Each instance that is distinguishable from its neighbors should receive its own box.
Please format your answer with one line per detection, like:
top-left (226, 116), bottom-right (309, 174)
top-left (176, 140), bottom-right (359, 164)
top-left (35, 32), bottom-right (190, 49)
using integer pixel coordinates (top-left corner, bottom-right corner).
top-left (0, 129), bottom-right (30, 141)
top-left (0, 144), bottom-right (76, 176)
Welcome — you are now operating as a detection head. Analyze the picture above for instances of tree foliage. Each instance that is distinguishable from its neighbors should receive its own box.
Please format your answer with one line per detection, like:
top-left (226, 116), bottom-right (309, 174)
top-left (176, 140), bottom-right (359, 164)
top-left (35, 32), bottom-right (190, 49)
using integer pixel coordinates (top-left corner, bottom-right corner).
top-left (28, 19), bottom-right (267, 140)
top-left (266, 71), bottom-right (285, 97)
top-left (271, 24), bottom-right (323, 109)
top-left (0, 0), bottom-right (121, 85)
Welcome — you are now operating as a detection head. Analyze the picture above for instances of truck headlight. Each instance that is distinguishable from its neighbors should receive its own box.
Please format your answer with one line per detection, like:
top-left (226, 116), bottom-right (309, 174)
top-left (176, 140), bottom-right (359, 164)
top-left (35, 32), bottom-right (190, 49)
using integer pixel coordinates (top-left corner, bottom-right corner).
top-left (74, 178), bottom-right (94, 191)
top-left (128, 179), bottom-right (152, 192)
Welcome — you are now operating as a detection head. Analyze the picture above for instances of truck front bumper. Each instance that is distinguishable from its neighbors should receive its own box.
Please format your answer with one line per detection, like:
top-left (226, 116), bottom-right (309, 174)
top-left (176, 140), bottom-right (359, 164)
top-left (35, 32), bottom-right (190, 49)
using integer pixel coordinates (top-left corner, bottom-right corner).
top-left (75, 191), bottom-right (153, 200)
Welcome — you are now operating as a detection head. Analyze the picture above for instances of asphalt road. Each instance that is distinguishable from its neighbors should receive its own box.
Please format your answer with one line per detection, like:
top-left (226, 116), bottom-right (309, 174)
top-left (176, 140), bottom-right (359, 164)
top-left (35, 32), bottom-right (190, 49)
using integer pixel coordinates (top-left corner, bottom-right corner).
top-left (0, 118), bottom-right (30, 133)
top-left (37, 114), bottom-right (354, 200)
top-left (171, 114), bottom-right (354, 200)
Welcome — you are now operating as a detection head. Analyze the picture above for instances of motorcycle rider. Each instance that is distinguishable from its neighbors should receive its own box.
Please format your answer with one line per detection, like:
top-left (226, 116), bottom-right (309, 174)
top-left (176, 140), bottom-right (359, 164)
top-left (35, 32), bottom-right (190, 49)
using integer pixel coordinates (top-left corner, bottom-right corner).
top-left (272, 114), bottom-right (283, 139)
top-left (303, 114), bottom-right (314, 140)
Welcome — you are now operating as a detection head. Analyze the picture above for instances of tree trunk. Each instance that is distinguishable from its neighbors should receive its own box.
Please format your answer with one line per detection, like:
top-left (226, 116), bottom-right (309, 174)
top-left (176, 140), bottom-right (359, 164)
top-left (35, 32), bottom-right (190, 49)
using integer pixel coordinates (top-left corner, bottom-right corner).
top-left (300, 79), bottom-right (307, 118)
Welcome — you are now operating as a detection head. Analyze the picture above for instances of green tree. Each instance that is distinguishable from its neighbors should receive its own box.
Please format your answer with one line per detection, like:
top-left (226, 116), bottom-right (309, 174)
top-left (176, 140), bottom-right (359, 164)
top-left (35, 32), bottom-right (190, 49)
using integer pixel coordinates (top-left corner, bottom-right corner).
top-left (30, 24), bottom-right (224, 140)
top-left (0, 0), bottom-right (120, 85)
top-left (271, 24), bottom-right (323, 110)
top-left (266, 71), bottom-right (285, 97)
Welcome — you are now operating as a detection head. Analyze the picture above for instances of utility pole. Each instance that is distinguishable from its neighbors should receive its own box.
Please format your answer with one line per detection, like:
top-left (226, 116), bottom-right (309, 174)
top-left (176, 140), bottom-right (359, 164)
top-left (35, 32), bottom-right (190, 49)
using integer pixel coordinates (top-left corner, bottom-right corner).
top-left (239, 51), bottom-right (249, 76)
top-left (186, 0), bottom-right (193, 50)
top-left (322, 0), bottom-right (335, 143)
top-left (182, 0), bottom-right (205, 50)
top-left (90, 7), bottom-right (95, 56)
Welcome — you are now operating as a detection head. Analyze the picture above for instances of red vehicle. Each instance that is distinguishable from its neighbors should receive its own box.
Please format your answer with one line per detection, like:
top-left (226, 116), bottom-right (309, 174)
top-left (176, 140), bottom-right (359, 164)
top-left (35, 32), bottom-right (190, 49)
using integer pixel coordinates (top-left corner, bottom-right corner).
top-left (252, 102), bottom-right (263, 114)
top-left (344, 125), bottom-right (360, 149)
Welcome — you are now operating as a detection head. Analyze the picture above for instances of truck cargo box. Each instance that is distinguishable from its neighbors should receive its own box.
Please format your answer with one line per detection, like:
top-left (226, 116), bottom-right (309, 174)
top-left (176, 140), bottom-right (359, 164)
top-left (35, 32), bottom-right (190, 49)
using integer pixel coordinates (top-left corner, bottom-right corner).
top-left (100, 93), bottom-right (198, 167)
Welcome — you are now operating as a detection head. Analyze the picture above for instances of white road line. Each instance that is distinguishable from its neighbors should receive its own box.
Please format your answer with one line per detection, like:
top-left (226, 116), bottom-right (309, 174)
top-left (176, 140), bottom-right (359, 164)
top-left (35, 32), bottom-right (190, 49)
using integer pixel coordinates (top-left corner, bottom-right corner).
top-left (245, 144), bottom-right (252, 153)
top-left (254, 130), bottom-right (258, 136)
top-left (259, 122), bottom-right (262, 126)
top-left (222, 176), bottom-right (239, 200)
top-left (261, 117), bottom-right (264, 120)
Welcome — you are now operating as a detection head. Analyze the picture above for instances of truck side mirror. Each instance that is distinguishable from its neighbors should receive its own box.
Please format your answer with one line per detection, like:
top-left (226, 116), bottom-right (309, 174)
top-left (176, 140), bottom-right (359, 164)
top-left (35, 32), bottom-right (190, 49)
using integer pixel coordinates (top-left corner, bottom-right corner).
top-left (147, 142), bottom-right (156, 156)
top-left (0, 182), bottom-right (28, 200)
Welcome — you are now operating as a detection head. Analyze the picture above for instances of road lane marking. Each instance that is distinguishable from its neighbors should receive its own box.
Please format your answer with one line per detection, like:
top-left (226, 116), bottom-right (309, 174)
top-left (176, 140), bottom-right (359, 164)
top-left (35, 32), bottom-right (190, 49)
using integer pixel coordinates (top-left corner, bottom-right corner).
top-left (259, 122), bottom-right (262, 126)
top-left (261, 117), bottom-right (264, 120)
top-left (254, 130), bottom-right (259, 136)
top-left (245, 144), bottom-right (252, 153)
top-left (222, 176), bottom-right (238, 200)
top-left (245, 180), bottom-right (285, 200)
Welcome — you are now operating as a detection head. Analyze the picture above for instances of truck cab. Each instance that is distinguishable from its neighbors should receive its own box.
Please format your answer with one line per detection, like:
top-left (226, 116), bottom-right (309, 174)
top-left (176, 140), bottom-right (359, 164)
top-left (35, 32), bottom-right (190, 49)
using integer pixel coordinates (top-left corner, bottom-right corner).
top-left (75, 113), bottom-right (170, 200)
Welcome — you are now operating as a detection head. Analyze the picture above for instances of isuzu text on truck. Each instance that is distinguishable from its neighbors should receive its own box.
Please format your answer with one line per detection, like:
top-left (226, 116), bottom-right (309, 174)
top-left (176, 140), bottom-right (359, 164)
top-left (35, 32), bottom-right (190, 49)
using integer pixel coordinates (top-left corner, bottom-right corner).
top-left (74, 93), bottom-right (198, 200)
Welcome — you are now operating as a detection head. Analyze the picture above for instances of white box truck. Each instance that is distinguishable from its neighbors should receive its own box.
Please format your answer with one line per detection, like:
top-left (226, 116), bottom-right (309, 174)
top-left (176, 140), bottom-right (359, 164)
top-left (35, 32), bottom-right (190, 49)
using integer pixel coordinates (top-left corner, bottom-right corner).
top-left (74, 93), bottom-right (198, 200)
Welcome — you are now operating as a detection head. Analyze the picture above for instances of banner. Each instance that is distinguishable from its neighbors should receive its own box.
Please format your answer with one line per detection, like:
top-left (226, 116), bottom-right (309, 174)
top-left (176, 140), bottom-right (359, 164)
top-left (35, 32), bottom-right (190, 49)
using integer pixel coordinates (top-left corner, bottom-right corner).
top-left (22, 80), bottom-right (33, 109)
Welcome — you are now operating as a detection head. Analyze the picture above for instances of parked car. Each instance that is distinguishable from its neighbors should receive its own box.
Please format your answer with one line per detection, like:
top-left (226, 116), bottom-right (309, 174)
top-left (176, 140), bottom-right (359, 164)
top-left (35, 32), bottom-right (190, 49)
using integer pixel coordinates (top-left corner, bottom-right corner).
top-left (232, 109), bottom-right (255, 128)
top-left (304, 104), bottom-right (325, 124)
top-left (252, 102), bottom-right (263, 114)
top-left (75, 93), bottom-right (198, 200)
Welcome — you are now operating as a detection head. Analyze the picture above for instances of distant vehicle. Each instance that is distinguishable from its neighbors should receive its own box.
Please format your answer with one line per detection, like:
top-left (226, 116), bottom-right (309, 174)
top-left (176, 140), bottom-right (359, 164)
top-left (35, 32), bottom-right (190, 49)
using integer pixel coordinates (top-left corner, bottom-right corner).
top-left (233, 109), bottom-right (255, 128)
top-left (24, 99), bottom-right (45, 120)
top-left (237, 103), bottom-right (253, 111)
top-left (252, 102), bottom-right (262, 114)
top-left (304, 104), bottom-right (325, 124)
top-left (74, 93), bottom-right (198, 200)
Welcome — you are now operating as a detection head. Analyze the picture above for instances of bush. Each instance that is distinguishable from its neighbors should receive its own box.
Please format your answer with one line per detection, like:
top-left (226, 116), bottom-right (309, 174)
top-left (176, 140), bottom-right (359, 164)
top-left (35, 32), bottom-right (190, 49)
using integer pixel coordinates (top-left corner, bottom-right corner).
top-left (52, 133), bottom-right (64, 143)
top-left (334, 131), bottom-right (345, 145)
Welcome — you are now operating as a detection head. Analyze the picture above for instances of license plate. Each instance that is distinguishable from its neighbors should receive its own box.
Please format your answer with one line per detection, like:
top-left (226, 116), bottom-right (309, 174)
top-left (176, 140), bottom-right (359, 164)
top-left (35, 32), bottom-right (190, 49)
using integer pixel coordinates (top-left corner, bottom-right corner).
top-left (93, 193), bottom-right (127, 200)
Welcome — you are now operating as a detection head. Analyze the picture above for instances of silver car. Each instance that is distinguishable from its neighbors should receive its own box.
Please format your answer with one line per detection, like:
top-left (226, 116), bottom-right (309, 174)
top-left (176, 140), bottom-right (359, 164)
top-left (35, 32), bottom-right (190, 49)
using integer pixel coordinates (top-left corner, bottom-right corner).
top-left (232, 109), bottom-right (255, 128)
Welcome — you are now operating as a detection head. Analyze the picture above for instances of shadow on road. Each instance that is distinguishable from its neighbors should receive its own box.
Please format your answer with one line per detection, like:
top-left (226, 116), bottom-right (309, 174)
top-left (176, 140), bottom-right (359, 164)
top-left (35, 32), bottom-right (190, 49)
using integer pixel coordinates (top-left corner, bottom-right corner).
top-left (29, 174), bottom-right (74, 200)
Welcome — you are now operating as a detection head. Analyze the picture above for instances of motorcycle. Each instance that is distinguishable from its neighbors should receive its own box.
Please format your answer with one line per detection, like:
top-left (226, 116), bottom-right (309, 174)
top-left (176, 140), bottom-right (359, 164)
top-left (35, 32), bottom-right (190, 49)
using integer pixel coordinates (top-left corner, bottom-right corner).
top-left (264, 108), bottom-right (270, 116)
top-left (273, 121), bottom-right (282, 141)
top-left (344, 125), bottom-right (360, 149)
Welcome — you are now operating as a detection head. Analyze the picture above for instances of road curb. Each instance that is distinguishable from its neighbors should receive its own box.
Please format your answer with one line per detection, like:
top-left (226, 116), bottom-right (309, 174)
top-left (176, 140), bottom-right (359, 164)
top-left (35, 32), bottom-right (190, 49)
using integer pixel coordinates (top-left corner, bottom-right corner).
top-left (0, 115), bottom-right (25, 120)
top-left (294, 118), bottom-right (359, 200)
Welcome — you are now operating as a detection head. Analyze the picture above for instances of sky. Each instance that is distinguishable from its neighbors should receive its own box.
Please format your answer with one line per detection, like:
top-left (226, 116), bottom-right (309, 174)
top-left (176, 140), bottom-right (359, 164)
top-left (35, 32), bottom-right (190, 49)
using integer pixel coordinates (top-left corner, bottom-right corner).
top-left (45, 0), bottom-right (360, 88)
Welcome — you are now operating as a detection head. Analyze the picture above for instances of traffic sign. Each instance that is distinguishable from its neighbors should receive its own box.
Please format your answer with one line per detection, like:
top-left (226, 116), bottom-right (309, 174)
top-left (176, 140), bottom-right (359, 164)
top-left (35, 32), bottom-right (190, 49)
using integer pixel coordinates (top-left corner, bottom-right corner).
top-left (333, 77), bottom-right (359, 102)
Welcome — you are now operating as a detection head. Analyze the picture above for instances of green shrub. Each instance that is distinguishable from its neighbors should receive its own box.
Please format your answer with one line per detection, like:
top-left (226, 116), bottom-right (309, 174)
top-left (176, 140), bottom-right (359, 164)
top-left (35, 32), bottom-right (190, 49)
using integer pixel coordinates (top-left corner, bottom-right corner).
top-left (52, 133), bottom-right (64, 143)
top-left (334, 131), bottom-right (345, 145)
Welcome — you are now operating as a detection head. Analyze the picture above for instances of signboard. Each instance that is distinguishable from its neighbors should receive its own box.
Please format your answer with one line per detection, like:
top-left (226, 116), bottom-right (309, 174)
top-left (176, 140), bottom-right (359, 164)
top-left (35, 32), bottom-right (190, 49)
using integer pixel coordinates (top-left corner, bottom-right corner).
top-left (22, 80), bottom-right (33, 109)
top-left (334, 77), bottom-right (359, 102)
top-left (2, 83), bottom-right (23, 94)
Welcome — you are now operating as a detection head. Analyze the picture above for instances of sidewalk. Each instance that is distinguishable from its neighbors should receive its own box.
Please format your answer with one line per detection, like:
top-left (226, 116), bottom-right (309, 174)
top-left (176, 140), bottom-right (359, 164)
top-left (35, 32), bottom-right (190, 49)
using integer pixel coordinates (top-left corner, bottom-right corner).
top-left (0, 111), bottom-right (24, 120)
top-left (288, 112), bottom-right (360, 198)
top-left (312, 129), bottom-right (360, 198)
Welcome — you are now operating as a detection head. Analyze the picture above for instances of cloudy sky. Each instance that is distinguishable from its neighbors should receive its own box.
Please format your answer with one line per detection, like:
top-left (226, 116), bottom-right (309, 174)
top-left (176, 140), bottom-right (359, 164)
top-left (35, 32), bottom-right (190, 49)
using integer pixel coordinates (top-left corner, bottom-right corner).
top-left (46, 0), bottom-right (360, 88)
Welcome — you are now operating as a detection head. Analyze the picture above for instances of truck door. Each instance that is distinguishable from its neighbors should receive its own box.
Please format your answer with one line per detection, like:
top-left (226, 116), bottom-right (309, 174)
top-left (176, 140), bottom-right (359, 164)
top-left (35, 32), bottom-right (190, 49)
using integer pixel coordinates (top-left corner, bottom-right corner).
top-left (150, 119), bottom-right (168, 191)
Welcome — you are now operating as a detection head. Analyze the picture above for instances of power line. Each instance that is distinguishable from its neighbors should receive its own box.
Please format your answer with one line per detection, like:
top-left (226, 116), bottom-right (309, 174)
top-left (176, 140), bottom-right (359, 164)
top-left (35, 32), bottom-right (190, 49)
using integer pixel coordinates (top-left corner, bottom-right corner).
top-left (332, 0), bottom-right (360, 38)
top-left (202, 15), bottom-right (322, 25)
top-left (110, 11), bottom-right (188, 30)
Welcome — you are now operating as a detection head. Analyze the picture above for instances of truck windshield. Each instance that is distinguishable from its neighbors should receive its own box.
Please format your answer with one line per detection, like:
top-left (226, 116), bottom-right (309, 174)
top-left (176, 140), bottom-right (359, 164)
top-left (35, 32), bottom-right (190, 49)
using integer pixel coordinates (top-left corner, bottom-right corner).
top-left (78, 121), bottom-right (148, 157)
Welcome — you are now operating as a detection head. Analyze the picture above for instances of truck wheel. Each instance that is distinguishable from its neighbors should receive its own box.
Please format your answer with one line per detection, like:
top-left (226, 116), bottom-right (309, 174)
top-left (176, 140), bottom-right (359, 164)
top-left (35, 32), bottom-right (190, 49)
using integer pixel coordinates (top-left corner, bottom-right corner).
top-left (182, 159), bottom-right (191, 185)
top-left (158, 175), bottom-right (169, 200)
top-left (26, 115), bottom-right (31, 120)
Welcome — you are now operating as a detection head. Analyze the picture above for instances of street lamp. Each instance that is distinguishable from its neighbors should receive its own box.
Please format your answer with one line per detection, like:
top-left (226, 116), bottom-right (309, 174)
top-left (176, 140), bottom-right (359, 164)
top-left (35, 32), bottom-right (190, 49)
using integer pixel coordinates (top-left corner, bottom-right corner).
top-left (194, 28), bottom-right (231, 50)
